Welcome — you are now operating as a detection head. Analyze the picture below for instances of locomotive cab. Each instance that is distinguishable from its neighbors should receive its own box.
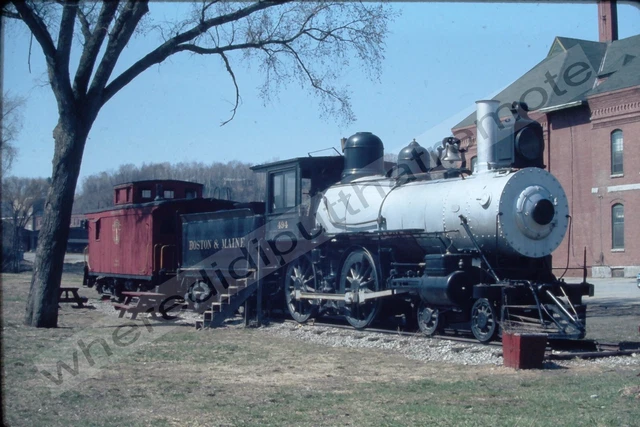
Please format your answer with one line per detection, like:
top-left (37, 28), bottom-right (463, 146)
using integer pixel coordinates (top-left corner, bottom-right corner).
top-left (251, 156), bottom-right (344, 242)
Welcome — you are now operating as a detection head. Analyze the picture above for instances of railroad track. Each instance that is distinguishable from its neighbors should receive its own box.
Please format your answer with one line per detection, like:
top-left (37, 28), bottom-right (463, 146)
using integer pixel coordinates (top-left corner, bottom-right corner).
top-left (279, 317), bottom-right (640, 360)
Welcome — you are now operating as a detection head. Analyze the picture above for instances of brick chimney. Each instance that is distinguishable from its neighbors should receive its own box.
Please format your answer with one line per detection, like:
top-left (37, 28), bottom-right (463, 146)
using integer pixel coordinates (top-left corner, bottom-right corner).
top-left (598, 0), bottom-right (618, 42)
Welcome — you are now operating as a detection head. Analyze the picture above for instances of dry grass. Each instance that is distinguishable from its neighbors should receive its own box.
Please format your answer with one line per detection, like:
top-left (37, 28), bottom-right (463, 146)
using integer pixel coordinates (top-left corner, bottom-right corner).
top-left (2, 270), bottom-right (640, 427)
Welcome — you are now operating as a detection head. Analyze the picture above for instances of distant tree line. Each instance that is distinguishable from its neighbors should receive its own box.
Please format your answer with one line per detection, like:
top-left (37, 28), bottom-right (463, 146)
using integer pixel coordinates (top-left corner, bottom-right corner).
top-left (73, 161), bottom-right (267, 213)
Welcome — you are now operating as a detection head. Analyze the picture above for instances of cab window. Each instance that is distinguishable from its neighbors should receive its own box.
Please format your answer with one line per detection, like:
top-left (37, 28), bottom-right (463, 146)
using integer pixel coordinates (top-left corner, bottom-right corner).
top-left (271, 170), bottom-right (296, 211)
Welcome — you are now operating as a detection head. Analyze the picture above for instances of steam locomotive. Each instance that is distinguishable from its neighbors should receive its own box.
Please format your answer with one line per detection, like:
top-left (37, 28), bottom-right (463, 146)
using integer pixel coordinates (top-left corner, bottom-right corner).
top-left (85, 100), bottom-right (593, 342)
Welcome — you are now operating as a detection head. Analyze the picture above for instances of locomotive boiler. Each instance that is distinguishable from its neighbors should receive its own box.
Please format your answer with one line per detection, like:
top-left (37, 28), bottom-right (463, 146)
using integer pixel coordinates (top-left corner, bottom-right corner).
top-left (281, 100), bottom-right (592, 341)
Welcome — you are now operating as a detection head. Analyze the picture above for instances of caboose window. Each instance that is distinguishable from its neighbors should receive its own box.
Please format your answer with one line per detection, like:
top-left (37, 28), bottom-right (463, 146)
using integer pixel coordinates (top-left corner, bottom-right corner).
top-left (95, 219), bottom-right (101, 240)
top-left (611, 129), bottom-right (623, 175)
top-left (185, 189), bottom-right (197, 199)
top-left (612, 204), bottom-right (624, 249)
top-left (141, 189), bottom-right (152, 199)
top-left (164, 190), bottom-right (175, 199)
top-left (271, 170), bottom-right (296, 211)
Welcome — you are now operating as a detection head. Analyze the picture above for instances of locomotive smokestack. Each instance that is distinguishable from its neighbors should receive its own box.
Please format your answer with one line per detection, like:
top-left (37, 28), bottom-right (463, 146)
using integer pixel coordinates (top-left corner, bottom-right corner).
top-left (475, 100), bottom-right (500, 174)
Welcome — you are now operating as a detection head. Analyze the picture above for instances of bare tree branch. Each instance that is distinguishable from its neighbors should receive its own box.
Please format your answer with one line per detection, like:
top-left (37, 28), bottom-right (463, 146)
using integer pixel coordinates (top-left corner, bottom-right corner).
top-left (73, 1), bottom-right (120, 97)
top-left (219, 51), bottom-right (240, 126)
top-left (88, 0), bottom-right (150, 107)
top-left (200, 1), bottom-right (219, 24)
top-left (1, 9), bottom-right (21, 19)
top-left (10, 1), bottom-right (57, 61)
top-left (55, 1), bottom-right (78, 100)
top-left (101, 1), bottom-right (287, 106)
top-left (75, 6), bottom-right (93, 42)
top-left (56, 1), bottom-right (77, 65)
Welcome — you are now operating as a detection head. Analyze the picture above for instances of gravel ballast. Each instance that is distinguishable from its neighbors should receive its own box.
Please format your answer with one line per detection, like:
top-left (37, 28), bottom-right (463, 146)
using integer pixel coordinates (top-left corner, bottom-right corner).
top-left (262, 321), bottom-right (640, 369)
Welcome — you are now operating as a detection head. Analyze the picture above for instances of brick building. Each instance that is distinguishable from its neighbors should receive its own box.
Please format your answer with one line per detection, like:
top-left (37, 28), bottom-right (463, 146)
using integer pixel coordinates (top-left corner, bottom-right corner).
top-left (451, 1), bottom-right (639, 277)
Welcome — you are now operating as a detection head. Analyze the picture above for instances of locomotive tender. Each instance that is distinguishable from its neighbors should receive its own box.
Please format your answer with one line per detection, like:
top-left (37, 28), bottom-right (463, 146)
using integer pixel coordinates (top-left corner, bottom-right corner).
top-left (85, 100), bottom-right (592, 342)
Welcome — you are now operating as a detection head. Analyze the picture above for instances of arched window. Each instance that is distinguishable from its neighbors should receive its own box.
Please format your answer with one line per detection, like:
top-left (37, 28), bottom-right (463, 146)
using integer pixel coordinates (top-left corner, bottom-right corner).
top-left (611, 204), bottom-right (624, 249)
top-left (470, 156), bottom-right (478, 173)
top-left (611, 130), bottom-right (623, 175)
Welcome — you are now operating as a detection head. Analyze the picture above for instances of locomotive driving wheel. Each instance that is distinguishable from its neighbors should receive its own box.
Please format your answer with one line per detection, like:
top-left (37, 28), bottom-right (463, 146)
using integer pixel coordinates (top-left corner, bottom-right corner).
top-left (284, 255), bottom-right (318, 323)
top-left (470, 298), bottom-right (498, 343)
top-left (340, 248), bottom-right (381, 329)
top-left (417, 302), bottom-right (441, 336)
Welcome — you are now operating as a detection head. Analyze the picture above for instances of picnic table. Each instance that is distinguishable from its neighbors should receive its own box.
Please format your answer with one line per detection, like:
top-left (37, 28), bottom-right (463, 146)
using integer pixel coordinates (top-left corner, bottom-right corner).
top-left (58, 287), bottom-right (88, 308)
top-left (113, 291), bottom-right (166, 320)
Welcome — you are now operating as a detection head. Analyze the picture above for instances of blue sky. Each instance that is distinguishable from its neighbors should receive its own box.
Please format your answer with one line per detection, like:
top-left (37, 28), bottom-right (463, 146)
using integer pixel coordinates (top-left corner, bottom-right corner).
top-left (4, 1), bottom-right (640, 185)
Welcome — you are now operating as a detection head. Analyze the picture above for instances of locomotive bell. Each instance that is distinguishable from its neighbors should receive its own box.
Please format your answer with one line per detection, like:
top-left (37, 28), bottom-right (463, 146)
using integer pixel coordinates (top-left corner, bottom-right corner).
top-left (341, 132), bottom-right (385, 181)
top-left (440, 137), bottom-right (463, 162)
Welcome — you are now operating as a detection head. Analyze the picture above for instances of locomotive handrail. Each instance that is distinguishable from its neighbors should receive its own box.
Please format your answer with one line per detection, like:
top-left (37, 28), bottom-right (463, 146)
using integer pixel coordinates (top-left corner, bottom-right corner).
top-left (526, 281), bottom-right (546, 325)
top-left (559, 285), bottom-right (580, 319)
top-left (458, 214), bottom-right (500, 282)
top-left (393, 168), bottom-right (473, 183)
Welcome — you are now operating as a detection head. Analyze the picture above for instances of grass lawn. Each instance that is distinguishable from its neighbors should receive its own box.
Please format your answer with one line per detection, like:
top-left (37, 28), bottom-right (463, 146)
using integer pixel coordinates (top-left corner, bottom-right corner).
top-left (2, 271), bottom-right (639, 426)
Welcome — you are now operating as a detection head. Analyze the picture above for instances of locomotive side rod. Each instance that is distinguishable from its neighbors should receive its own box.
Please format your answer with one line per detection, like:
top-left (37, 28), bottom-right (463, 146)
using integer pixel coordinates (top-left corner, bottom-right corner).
top-left (294, 288), bottom-right (411, 303)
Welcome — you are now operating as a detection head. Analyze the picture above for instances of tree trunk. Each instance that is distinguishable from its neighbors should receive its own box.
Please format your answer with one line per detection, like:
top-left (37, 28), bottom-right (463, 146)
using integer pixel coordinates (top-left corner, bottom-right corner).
top-left (24, 115), bottom-right (89, 327)
top-left (12, 223), bottom-right (21, 273)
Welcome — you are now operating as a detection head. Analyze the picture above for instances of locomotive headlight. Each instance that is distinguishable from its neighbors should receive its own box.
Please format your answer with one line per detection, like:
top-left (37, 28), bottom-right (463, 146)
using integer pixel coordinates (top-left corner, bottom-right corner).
top-left (515, 126), bottom-right (543, 161)
top-left (515, 185), bottom-right (556, 240)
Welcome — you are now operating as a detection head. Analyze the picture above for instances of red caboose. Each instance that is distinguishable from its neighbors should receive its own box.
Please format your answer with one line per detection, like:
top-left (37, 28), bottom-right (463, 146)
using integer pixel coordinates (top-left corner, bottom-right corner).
top-left (84, 180), bottom-right (235, 295)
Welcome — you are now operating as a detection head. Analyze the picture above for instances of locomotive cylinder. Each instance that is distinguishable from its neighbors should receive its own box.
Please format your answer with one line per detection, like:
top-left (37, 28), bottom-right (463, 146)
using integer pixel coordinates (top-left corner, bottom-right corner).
top-left (417, 271), bottom-right (473, 307)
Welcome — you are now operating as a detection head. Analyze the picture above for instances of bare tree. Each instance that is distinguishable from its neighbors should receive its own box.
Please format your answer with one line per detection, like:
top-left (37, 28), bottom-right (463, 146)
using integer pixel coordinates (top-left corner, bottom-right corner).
top-left (3, 1), bottom-right (395, 327)
top-left (2, 177), bottom-right (50, 272)
top-left (1, 92), bottom-right (25, 175)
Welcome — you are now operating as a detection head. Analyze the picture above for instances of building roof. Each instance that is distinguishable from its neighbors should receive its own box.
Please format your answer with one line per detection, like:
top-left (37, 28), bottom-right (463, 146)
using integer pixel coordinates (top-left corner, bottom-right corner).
top-left (453, 34), bottom-right (640, 129)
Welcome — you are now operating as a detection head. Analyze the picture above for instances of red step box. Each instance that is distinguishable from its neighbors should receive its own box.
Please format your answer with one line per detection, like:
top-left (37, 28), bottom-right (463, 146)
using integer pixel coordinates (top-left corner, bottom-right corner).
top-left (502, 332), bottom-right (547, 369)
